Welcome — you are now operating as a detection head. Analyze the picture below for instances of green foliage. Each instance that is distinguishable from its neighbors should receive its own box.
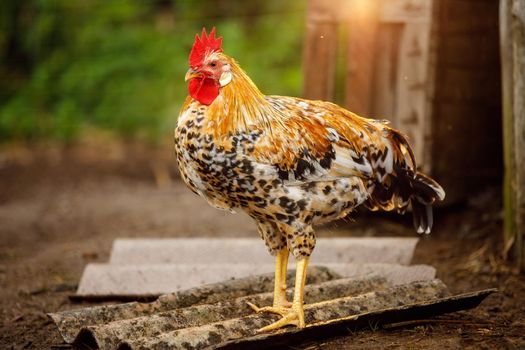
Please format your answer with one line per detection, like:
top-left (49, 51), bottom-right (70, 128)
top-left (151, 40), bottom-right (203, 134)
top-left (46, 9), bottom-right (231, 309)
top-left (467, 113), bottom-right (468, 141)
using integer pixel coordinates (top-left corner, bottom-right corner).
top-left (0, 0), bottom-right (305, 143)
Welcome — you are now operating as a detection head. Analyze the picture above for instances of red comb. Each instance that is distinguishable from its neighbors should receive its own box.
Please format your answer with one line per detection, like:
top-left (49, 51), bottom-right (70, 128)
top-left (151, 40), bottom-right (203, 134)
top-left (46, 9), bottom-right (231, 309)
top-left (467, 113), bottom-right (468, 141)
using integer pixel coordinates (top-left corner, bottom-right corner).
top-left (189, 27), bottom-right (223, 68)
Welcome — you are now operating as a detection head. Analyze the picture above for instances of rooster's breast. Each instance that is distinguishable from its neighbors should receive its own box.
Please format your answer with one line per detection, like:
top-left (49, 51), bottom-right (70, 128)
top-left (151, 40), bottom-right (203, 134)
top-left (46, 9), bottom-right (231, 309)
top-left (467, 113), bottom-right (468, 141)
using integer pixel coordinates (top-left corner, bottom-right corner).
top-left (175, 105), bottom-right (277, 210)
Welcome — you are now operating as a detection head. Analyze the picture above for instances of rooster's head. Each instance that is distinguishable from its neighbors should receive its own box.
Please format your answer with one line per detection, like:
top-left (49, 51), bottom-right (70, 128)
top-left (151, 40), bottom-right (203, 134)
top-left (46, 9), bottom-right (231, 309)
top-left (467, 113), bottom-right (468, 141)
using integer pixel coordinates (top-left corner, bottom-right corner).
top-left (185, 27), bottom-right (232, 105)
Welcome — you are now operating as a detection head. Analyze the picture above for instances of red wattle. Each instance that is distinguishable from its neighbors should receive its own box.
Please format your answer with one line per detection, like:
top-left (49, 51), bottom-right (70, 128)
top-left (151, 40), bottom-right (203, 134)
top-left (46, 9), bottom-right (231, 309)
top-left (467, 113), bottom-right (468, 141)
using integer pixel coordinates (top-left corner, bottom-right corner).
top-left (188, 78), bottom-right (219, 105)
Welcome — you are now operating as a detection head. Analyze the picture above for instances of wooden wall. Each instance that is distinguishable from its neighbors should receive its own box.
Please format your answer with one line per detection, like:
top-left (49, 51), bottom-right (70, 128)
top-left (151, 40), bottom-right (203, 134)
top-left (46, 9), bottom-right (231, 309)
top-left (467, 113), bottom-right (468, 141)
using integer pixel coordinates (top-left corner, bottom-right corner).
top-left (304, 0), bottom-right (435, 172)
top-left (303, 0), bottom-right (503, 204)
top-left (430, 0), bottom-right (502, 203)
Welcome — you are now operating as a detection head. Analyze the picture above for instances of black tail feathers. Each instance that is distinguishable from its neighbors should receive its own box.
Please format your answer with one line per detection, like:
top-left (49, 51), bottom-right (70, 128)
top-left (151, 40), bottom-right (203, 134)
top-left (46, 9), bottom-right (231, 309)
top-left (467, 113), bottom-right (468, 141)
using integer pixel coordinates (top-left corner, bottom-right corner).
top-left (409, 173), bottom-right (445, 234)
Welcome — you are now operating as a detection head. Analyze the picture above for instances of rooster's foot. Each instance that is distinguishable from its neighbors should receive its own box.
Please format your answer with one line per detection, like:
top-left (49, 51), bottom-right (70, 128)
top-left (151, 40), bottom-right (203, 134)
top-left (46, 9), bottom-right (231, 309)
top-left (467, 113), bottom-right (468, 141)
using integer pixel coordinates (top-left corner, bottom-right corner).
top-left (247, 302), bottom-right (305, 332)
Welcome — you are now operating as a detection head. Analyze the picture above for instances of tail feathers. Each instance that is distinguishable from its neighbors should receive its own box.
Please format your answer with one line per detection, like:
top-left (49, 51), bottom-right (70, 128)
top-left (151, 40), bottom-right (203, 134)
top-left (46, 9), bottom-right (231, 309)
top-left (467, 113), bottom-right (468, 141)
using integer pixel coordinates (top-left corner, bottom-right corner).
top-left (409, 172), bottom-right (445, 234)
top-left (412, 200), bottom-right (433, 234)
top-left (365, 126), bottom-right (445, 234)
top-left (412, 173), bottom-right (446, 203)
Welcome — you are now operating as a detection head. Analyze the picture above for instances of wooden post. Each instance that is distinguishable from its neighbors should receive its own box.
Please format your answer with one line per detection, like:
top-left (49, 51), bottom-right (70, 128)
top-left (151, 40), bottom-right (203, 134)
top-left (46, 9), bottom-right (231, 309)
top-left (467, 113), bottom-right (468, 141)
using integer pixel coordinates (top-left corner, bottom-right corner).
top-left (500, 0), bottom-right (525, 272)
top-left (303, 0), bottom-right (341, 101)
top-left (380, 0), bottom-right (434, 170)
top-left (345, 0), bottom-right (380, 116)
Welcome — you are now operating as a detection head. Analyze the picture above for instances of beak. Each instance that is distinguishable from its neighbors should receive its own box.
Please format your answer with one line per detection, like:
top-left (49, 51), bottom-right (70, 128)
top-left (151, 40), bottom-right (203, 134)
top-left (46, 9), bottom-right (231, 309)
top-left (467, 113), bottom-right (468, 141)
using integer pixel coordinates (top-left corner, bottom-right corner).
top-left (185, 68), bottom-right (201, 82)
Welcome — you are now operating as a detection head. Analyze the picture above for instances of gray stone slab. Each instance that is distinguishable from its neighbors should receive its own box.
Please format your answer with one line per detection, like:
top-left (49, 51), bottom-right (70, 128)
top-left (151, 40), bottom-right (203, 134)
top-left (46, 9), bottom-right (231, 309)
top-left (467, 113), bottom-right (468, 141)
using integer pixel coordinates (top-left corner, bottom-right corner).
top-left (108, 237), bottom-right (419, 265)
top-left (76, 263), bottom-right (435, 296)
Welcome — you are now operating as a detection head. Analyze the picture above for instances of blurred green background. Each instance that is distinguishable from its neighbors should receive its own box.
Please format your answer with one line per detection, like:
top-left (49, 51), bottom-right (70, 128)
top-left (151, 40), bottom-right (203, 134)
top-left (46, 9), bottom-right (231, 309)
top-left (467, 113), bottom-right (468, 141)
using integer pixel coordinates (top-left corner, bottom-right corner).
top-left (0, 0), bottom-right (305, 144)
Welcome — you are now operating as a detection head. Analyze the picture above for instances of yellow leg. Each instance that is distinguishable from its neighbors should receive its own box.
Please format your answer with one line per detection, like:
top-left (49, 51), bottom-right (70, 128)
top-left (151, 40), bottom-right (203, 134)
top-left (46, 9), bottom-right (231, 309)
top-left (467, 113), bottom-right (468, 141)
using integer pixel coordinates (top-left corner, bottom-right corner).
top-left (254, 257), bottom-right (310, 332)
top-left (247, 248), bottom-right (291, 314)
top-left (273, 248), bottom-right (290, 307)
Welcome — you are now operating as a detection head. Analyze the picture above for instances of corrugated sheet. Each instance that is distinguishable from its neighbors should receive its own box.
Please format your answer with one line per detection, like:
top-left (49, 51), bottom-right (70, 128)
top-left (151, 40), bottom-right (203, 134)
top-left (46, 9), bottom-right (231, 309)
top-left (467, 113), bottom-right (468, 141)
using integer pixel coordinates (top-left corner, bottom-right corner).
top-left (49, 269), bottom-right (496, 350)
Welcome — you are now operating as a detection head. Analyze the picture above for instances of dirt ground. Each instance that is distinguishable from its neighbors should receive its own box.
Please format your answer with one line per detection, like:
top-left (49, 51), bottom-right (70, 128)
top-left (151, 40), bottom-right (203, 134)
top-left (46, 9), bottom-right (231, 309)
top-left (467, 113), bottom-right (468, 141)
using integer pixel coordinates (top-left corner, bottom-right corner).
top-left (1, 143), bottom-right (524, 350)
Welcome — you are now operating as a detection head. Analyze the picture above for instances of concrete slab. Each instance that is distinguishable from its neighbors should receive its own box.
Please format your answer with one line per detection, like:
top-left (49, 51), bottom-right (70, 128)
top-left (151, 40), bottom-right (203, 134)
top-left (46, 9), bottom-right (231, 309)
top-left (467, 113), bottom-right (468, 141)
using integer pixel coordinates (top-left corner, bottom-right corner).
top-left (76, 263), bottom-right (435, 296)
top-left (109, 237), bottom-right (419, 265)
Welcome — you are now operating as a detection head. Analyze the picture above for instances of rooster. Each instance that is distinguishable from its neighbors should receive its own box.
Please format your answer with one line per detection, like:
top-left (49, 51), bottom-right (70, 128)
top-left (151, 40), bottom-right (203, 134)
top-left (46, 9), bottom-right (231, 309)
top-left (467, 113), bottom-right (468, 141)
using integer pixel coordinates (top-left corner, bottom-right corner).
top-left (174, 28), bottom-right (445, 332)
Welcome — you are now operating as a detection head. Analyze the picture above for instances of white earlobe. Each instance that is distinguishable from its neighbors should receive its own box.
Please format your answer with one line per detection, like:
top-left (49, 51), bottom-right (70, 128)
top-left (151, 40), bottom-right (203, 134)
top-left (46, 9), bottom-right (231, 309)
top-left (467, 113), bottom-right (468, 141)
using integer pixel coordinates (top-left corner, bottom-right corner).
top-left (219, 71), bottom-right (232, 87)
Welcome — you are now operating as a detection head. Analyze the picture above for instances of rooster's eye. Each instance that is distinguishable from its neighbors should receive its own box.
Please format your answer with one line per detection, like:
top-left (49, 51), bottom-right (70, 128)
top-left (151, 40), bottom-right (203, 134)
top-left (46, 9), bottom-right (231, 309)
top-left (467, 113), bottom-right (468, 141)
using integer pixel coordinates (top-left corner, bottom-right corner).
top-left (210, 62), bottom-right (217, 67)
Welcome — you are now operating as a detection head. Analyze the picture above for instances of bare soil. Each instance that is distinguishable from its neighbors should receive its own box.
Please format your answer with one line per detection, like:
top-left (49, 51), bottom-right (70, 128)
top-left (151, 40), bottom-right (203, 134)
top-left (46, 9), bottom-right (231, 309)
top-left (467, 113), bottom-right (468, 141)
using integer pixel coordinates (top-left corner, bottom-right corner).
top-left (0, 144), bottom-right (524, 349)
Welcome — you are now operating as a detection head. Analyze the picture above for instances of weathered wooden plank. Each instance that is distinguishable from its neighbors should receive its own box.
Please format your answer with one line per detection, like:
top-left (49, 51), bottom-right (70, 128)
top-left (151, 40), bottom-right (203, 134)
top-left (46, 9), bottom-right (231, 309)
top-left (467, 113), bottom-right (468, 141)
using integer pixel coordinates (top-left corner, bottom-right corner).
top-left (423, 0), bottom-right (439, 174)
top-left (381, 0), bottom-right (433, 23)
top-left (303, 22), bottom-right (338, 101)
top-left (370, 23), bottom-right (402, 119)
top-left (303, 0), bottom-right (341, 101)
top-left (500, 0), bottom-right (525, 271)
top-left (344, 0), bottom-right (380, 115)
top-left (392, 18), bottom-right (433, 169)
top-left (501, 0), bottom-right (516, 264)
top-left (513, 0), bottom-right (525, 272)
top-left (306, 0), bottom-right (353, 23)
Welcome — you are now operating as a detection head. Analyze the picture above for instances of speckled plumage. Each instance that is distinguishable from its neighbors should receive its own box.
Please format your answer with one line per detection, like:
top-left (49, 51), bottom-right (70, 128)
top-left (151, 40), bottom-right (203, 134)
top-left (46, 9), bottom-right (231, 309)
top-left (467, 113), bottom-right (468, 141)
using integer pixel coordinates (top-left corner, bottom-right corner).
top-left (175, 28), bottom-right (446, 331)
top-left (175, 53), bottom-right (444, 260)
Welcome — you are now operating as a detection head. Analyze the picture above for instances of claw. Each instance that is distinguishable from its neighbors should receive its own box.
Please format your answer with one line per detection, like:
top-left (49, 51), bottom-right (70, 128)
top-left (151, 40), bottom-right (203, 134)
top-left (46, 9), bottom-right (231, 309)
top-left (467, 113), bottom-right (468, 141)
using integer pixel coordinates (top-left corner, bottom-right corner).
top-left (246, 301), bottom-right (260, 312)
top-left (247, 301), bottom-right (305, 332)
top-left (247, 302), bottom-right (290, 316)
top-left (257, 306), bottom-right (305, 332)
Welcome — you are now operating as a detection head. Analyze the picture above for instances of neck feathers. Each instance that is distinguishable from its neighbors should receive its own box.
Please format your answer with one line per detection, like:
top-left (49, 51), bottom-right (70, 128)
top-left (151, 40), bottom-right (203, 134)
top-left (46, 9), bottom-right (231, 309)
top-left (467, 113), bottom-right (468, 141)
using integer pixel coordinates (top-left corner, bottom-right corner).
top-left (205, 58), bottom-right (279, 136)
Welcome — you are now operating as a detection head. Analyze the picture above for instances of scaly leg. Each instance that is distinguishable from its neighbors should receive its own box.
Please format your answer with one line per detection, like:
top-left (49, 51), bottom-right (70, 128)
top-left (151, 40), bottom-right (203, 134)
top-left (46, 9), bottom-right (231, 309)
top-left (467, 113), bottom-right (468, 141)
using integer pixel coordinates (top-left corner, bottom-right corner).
top-left (272, 247), bottom-right (290, 307)
top-left (247, 248), bottom-right (290, 314)
top-left (252, 257), bottom-right (309, 332)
